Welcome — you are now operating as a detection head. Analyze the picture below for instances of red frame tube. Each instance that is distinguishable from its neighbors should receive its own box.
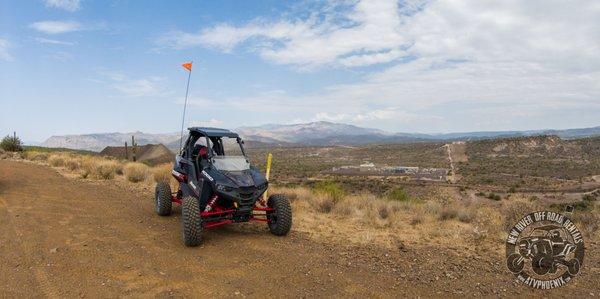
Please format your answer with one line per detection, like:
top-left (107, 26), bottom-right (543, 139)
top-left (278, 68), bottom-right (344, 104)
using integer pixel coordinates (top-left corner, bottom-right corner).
top-left (170, 194), bottom-right (275, 229)
top-left (203, 220), bottom-right (233, 229)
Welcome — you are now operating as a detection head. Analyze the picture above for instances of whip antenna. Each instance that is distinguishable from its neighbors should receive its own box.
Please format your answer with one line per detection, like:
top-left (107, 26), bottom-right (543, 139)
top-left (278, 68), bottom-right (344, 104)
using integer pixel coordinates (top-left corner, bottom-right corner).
top-left (179, 61), bottom-right (193, 152)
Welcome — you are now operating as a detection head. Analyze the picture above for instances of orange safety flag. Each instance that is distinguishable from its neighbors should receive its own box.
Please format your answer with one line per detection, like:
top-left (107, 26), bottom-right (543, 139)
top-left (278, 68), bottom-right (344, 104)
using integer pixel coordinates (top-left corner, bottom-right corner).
top-left (182, 62), bottom-right (193, 71)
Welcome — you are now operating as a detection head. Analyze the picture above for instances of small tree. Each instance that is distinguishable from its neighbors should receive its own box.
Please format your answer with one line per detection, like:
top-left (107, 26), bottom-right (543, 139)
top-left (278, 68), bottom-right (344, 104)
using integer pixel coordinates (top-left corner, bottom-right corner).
top-left (1, 132), bottom-right (23, 152)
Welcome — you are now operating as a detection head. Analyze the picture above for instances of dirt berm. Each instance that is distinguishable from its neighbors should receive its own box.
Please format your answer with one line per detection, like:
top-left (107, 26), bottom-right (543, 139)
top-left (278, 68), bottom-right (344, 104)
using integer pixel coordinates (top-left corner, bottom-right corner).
top-left (100, 143), bottom-right (174, 166)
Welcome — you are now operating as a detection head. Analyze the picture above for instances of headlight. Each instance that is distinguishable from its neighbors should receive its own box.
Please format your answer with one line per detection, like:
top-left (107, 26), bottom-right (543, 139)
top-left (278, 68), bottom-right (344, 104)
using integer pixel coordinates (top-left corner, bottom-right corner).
top-left (216, 184), bottom-right (234, 192)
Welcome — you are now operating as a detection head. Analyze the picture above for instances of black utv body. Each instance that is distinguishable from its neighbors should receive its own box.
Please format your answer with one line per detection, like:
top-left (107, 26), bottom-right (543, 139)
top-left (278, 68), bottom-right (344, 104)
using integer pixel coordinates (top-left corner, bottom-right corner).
top-left (154, 127), bottom-right (292, 246)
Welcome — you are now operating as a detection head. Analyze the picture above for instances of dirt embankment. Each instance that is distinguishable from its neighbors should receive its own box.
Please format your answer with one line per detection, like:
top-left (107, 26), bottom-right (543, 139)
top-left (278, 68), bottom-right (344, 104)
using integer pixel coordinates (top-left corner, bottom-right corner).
top-left (100, 144), bottom-right (174, 166)
top-left (0, 160), bottom-right (598, 298)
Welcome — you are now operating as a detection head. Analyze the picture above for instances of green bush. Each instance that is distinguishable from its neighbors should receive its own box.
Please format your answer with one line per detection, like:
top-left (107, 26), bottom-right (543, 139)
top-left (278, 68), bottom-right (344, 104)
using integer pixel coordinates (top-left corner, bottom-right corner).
top-left (0, 134), bottom-right (23, 152)
top-left (387, 187), bottom-right (410, 201)
top-left (487, 193), bottom-right (501, 201)
top-left (582, 194), bottom-right (596, 202)
top-left (313, 181), bottom-right (345, 202)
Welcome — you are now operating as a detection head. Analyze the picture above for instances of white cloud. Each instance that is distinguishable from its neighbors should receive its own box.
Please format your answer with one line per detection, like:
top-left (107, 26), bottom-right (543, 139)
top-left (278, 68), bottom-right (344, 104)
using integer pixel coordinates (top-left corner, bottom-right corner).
top-left (99, 71), bottom-right (171, 98)
top-left (35, 37), bottom-right (77, 46)
top-left (166, 0), bottom-right (600, 70)
top-left (157, 0), bottom-right (600, 131)
top-left (43, 0), bottom-right (81, 12)
top-left (0, 38), bottom-right (12, 61)
top-left (30, 21), bottom-right (82, 34)
top-left (188, 119), bottom-right (224, 127)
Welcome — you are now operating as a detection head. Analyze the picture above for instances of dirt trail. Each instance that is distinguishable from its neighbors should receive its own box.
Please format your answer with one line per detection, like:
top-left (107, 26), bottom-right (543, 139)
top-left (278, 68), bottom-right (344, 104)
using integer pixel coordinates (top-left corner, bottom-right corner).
top-left (0, 160), bottom-right (598, 298)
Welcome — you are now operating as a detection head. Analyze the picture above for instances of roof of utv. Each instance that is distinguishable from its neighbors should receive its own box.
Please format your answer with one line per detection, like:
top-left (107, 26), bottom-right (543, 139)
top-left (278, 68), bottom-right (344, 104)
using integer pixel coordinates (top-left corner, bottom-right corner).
top-left (188, 127), bottom-right (239, 138)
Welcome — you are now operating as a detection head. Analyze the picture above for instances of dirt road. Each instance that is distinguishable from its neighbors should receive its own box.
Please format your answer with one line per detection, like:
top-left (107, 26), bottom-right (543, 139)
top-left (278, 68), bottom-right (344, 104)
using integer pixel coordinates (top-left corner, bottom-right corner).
top-left (0, 160), bottom-right (598, 298)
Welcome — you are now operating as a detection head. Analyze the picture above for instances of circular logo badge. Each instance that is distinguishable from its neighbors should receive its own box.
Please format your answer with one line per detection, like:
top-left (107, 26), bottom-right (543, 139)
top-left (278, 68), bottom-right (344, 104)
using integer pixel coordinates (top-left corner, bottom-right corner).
top-left (506, 211), bottom-right (584, 289)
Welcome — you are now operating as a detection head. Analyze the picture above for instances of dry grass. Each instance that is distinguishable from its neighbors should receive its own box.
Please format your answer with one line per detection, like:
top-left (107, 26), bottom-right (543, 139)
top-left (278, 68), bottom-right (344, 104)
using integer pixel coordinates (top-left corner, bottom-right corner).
top-left (25, 151), bottom-right (48, 161)
top-left (124, 162), bottom-right (150, 183)
top-left (65, 157), bottom-right (80, 170)
top-left (48, 154), bottom-right (66, 167)
top-left (80, 158), bottom-right (119, 180)
top-left (152, 163), bottom-right (172, 183)
top-left (269, 184), bottom-right (571, 249)
top-left (17, 150), bottom-right (600, 251)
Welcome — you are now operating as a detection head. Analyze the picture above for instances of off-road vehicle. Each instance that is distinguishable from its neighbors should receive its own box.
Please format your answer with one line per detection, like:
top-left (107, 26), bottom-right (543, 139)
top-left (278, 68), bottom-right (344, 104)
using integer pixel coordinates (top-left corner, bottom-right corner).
top-left (507, 224), bottom-right (580, 275)
top-left (154, 127), bottom-right (292, 246)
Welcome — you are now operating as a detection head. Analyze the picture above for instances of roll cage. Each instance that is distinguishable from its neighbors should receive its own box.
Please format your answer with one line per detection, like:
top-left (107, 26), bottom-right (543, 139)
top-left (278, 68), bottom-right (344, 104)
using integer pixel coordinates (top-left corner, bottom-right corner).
top-left (180, 127), bottom-right (248, 172)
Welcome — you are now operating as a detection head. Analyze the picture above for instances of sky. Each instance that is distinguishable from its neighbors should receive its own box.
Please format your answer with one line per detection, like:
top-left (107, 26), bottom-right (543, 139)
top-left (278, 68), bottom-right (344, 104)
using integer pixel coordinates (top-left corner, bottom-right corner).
top-left (1, 0), bottom-right (599, 143)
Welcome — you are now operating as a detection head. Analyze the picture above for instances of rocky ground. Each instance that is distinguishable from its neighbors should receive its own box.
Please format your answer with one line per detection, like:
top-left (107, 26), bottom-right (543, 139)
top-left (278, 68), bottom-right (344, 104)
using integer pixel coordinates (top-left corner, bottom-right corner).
top-left (0, 160), bottom-right (598, 298)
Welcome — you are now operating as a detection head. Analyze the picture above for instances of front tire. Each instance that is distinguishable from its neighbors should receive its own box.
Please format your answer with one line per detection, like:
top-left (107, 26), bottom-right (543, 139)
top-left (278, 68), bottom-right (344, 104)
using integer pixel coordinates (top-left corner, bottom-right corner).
top-left (506, 253), bottom-right (525, 274)
top-left (155, 182), bottom-right (172, 216)
top-left (532, 253), bottom-right (552, 275)
top-left (267, 194), bottom-right (292, 236)
top-left (181, 196), bottom-right (203, 247)
top-left (567, 259), bottom-right (580, 275)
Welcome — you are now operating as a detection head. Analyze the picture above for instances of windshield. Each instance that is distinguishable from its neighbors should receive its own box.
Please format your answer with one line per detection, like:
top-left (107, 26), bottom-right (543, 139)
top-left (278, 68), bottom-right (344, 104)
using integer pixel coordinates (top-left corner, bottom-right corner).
top-left (212, 156), bottom-right (250, 171)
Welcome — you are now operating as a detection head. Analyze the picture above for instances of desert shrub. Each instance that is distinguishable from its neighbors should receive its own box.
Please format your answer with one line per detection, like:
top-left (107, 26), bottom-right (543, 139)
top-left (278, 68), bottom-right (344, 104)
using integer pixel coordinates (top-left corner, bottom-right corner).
top-left (502, 200), bottom-right (540, 231)
top-left (529, 195), bottom-right (539, 202)
top-left (65, 158), bottom-right (80, 170)
top-left (582, 194), bottom-right (597, 202)
top-left (48, 155), bottom-right (66, 167)
top-left (475, 191), bottom-right (486, 197)
top-left (423, 201), bottom-right (442, 215)
top-left (313, 181), bottom-right (345, 202)
top-left (550, 201), bottom-right (592, 212)
top-left (457, 208), bottom-right (475, 223)
top-left (572, 211), bottom-right (599, 238)
top-left (81, 159), bottom-right (118, 180)
top-left (314, 195), bottom-right (335, 213)
top-left (96, 161), bottom-right (119, 180)
top-left (115, 163), bottom-right (124, 175)
top-left (124, 162), bottom-right (149, 183)
top-left (0, 134), bottom-right (23, 152)
top-left (377, 204), bottom-right (390, 219)
top-left (80, 168), bottom-right (90, 178)
top-left (410, 215), bottom-right (423, 225)
top-left (25, 151), bottom-right (48, 161)
top-left (275, 186), bottom-right (310, 203)
top-left (438, 206), bottom-right (458, 221)
top-left (487, 193), bottom-right (501, 201)
top-left (387, 187), bottom-right (410, 201)
top-left (333, 202), bottom-right (355, 216)
top-left (152, 163), bottom-right (172, 183)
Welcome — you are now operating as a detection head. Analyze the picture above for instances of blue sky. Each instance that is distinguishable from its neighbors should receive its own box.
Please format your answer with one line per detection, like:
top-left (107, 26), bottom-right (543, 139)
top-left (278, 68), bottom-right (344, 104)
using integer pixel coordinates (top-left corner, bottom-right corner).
top-left (1, 0), bottom-right (599, 142)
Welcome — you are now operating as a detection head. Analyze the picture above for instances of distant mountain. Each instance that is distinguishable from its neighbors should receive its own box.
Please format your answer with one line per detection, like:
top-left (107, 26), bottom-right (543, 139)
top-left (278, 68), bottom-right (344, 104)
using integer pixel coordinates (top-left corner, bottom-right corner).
top-left (238, 122), bottom-right (600, 144)
top-left (40, 122), bottom-right (600, 151)
top-left (41, 131), bottom-right (180, 151)
top-left (236, 121), bottom-right (394, 145)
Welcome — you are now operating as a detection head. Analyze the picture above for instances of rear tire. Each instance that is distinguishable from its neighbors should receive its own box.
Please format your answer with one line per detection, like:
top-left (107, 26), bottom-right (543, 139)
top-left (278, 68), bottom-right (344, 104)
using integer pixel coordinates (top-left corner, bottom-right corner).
top-left (155, 182), bottom-right (172, 216)
top-left (267, 194), bottom-right (292, 236)
top-left (532, 252), bottom-right (552, 275)
top-left (181, 196), bottom-right (203, 247)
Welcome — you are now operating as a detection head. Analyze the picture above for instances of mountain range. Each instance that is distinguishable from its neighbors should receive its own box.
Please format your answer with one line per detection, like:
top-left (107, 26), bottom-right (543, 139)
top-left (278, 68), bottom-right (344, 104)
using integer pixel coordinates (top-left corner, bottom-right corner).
top-left (40, 121), bottom-right (600, 151)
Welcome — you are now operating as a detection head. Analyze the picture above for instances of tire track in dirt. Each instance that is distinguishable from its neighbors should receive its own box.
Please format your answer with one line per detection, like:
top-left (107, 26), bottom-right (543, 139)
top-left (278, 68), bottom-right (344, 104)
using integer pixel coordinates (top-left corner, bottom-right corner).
top-left (0, 197), bottom-right (53, 298)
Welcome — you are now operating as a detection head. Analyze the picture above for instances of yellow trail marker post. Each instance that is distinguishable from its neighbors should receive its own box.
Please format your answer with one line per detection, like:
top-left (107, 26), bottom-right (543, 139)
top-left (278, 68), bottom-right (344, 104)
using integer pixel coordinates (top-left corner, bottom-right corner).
top-left (262, 153), bottom-right (273, 204)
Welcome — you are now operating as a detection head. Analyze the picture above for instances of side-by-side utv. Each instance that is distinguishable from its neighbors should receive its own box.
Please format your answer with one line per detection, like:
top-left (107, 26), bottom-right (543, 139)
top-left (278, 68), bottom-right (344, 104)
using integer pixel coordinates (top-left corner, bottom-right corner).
top-left (154, 127), bottom-right (292, 246)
